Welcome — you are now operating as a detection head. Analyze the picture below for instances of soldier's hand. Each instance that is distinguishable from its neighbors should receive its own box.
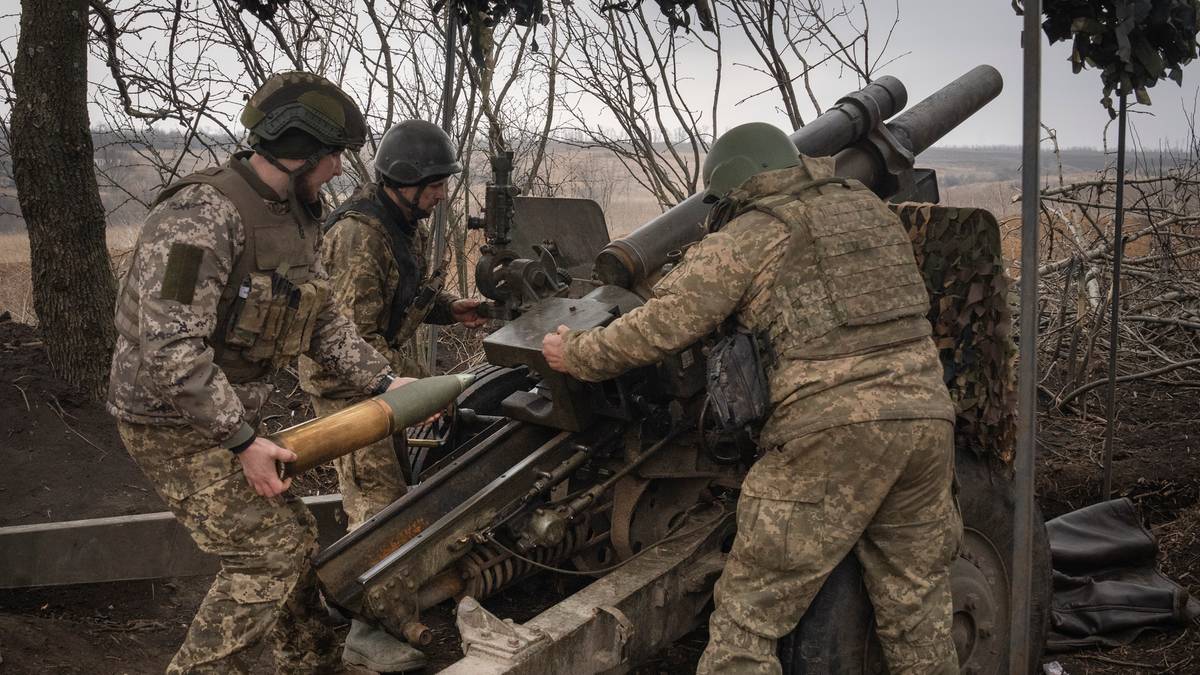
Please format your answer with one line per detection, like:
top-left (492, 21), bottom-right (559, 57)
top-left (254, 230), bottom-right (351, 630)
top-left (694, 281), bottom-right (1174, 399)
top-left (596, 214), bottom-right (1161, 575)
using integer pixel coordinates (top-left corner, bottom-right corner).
top-left (238, 437), bottom-right (296, 498)
top-left (541, 325), bottom-right (570, 373)
top-left (386, 376), bottom-right (419, 392)
top-left (451, 298), bottom-right (488, 329)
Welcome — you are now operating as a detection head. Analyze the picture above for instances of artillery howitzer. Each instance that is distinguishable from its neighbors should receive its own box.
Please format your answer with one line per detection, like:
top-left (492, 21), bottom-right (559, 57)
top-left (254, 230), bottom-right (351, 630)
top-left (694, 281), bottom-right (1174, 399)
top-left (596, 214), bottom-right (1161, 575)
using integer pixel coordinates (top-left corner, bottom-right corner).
top-left (312, 64), bottom-right (1053, 673)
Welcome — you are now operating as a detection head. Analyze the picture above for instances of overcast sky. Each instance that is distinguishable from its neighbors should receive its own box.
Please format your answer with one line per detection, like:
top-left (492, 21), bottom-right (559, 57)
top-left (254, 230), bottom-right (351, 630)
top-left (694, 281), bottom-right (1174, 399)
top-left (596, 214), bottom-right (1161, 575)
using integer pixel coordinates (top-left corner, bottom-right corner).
top-left (2, 1), bottom-right (1198, 151)
top-left (794, 1), bottom-right (1200, 149)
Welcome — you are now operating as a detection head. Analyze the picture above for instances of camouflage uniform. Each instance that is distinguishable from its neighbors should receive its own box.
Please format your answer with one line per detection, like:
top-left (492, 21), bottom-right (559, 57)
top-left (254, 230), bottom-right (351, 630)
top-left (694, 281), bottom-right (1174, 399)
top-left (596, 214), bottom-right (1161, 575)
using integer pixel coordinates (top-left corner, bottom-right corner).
top-left (300, 182), bottom-right (458, 530)
top-left (108, 154), bottom-right (393, 674)
top-left (561, 156), bottom-right (960, 674)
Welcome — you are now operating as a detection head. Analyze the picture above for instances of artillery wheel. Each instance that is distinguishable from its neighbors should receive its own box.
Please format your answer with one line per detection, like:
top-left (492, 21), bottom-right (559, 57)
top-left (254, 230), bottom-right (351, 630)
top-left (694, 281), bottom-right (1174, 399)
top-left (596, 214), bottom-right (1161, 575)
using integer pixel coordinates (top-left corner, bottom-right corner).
top-left (409, 364), bottom-right (532, 477)
top-left (610, 477), bottom-right (711, 558)
top-left (777, 446), bottom-right (1052, 674)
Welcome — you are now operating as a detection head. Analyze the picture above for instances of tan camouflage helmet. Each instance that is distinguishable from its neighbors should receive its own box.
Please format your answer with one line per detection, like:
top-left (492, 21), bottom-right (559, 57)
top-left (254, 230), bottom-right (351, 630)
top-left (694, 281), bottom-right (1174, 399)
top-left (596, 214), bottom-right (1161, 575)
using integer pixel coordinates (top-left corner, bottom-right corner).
top-left (241, 71), bottom-right (367, 152)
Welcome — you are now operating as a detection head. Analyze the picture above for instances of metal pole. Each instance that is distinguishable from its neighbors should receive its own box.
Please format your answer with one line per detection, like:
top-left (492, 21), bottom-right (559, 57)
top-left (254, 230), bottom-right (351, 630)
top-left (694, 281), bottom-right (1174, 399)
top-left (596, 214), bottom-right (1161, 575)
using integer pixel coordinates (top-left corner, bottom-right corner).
top-left (1011, 1), bottom-right (1041, 672)
top-left (427, 10), bottom-right (457, 374)
top-left (1102, 93), bottom-right (1129, 501)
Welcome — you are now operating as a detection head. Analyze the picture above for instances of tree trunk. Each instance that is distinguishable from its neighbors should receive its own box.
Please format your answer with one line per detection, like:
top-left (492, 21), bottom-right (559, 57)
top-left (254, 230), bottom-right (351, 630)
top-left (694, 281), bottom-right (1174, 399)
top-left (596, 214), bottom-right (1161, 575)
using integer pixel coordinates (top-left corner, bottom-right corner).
top-left (11, 0), bottom-right (117, 399)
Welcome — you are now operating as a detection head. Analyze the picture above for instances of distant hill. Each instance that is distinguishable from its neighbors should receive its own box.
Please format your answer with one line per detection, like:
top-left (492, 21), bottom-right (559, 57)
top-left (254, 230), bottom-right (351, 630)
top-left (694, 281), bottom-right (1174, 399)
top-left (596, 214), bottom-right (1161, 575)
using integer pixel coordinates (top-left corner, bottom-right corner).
top-left (917, 144), bottom-right (1179, 184)
top-left (0, 141), bottom-right (1176, 235)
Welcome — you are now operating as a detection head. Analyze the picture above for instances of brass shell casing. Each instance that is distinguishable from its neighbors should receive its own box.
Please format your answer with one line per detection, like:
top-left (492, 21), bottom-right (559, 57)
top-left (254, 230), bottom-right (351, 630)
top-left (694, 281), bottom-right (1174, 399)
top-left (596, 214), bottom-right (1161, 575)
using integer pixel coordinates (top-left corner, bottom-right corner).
top-left (274, 398), bottom-right (394, 478)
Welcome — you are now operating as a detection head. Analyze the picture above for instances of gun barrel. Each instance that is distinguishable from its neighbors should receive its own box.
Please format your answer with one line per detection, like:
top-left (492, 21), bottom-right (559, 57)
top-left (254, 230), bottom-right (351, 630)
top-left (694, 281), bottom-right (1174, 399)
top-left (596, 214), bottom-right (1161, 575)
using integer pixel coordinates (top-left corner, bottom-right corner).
top-left (273, 373), bottom-right (475, 478)
top-left (593, 66), bottom-right (1001, 290)
top-left (593, 76), bottom-right (906, 289)
top-left (834, 64), bottom-right (1003, 189)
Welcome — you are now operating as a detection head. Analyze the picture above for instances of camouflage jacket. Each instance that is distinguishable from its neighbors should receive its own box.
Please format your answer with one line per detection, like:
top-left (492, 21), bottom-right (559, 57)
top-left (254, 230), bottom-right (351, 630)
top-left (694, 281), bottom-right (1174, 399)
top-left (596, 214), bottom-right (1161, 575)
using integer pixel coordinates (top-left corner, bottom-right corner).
top-left (107, 164), bottom-right (393, 449)
top-left (299, 182), bottom-right (458, 399)
top-left (562, 159), bottom-right (954, 448)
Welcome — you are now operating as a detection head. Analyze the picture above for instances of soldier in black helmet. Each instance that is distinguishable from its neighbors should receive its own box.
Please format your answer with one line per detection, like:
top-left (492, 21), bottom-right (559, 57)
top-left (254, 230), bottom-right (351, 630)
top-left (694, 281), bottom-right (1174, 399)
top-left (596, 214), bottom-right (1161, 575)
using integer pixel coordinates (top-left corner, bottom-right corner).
top-left (108, 72), bottom-right (414, 673)
top-left (299, 119), bottom-right (486, 672)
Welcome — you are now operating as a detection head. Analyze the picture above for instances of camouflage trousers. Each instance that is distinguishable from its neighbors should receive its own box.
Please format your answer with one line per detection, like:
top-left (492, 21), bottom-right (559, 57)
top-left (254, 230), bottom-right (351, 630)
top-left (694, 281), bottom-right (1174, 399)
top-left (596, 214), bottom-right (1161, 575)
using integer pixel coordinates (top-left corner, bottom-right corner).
top-left (117, 421), bottom-right (338, 675)
top-left (310, 395), bottom-right (408, 531)
top-left (697, 419), bottom-right (961, 675)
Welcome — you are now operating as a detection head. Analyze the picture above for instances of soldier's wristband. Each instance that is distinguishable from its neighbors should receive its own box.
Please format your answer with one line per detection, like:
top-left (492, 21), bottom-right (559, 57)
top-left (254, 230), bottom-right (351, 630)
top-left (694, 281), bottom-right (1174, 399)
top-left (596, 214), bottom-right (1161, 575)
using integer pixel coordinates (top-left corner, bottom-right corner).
top-left (371, 374), bottom-right (397, 397)
top-left (220, 421), bottom-right (256, 454)
top-left (229, 434), bottom-right (256, 455)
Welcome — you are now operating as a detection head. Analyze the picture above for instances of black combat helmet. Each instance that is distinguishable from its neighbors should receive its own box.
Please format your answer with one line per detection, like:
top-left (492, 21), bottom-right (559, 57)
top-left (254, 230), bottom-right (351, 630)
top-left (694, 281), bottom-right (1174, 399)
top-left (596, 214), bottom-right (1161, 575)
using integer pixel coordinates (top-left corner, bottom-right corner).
top-left (241, 71), bottom-right (367, 156)
top-left (375, 120), bottom-right (463, 186)
top-left (702, 122), bottom-right (800, 203)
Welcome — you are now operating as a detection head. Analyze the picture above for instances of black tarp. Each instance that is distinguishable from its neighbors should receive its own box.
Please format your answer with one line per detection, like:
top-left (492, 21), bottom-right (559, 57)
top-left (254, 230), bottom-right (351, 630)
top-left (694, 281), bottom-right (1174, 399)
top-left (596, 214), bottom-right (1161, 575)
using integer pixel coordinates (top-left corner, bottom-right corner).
top-left (1045, 498), bottom-right (1200, 652)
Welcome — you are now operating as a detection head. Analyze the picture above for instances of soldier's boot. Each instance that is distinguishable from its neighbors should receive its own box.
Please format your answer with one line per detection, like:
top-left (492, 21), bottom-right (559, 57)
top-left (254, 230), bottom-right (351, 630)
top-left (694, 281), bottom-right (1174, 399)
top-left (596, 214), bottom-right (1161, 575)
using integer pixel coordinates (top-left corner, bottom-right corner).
top-left (342, 620), bottom-right (427, 673)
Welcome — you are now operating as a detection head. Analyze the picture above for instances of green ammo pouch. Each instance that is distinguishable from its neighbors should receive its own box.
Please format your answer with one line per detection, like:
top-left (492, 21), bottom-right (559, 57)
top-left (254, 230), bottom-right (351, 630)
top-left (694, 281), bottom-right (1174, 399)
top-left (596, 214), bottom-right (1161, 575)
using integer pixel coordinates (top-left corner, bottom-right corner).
top-left (278, 282), bottom-right (322, 359)
top-left (705, 328), bottom-right (771, 432)
top-left (226, 273), bottom-right (273, 348)
top-left (247, 273), bottom-right (292, 361)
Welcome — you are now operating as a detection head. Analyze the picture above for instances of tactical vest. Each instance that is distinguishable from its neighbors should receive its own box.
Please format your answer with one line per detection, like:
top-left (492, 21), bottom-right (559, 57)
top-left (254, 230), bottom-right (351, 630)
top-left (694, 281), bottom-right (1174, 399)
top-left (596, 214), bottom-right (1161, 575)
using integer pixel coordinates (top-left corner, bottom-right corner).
top-left (327, 184), bottom-right (446, 347)
top-left (114, 155), bottom-right (328, 383)
top-left (755, 178), bottom-right (932, 359)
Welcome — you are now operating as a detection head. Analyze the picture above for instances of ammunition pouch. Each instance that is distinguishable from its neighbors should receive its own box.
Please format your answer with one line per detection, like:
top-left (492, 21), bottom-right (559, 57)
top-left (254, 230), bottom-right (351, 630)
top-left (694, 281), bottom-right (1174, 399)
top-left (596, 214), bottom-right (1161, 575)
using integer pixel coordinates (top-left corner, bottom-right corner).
top-left (705, 327), bottom-right (772, 433)
top-left (224, 271), bottom-right (327, 368)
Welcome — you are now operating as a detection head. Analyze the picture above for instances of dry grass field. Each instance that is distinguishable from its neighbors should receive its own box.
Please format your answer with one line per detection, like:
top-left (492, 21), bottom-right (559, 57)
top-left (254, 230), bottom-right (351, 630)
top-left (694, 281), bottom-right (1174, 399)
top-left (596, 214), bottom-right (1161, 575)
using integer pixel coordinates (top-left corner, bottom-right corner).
top-left (0, 144), bottom-right (1119, 324)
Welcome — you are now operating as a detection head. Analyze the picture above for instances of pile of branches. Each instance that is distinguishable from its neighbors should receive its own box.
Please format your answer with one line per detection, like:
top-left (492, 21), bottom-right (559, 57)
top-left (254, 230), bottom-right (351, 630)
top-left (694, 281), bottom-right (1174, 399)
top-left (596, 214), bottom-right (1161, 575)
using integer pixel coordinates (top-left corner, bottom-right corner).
top-left (1024, 147), bottom-right (1200, 418)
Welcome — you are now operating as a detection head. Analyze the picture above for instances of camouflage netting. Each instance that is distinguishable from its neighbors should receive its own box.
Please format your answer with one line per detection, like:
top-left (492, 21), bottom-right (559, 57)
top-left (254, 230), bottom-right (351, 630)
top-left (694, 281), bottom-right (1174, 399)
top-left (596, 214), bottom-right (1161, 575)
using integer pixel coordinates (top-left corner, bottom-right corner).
top-left (892, 203), bottom-right (1018, 463)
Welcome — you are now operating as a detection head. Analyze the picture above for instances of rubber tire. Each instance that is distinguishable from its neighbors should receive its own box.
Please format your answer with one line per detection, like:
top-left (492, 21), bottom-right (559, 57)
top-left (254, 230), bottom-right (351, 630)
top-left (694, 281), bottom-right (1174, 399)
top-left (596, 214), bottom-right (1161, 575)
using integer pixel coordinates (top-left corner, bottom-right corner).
top-left (778, 446), bottom-right (1053, 675)
top-left (456, 364), bottom-right (533, 415)
top-left (409, 364), bottom-right (532, 476)
top-left (778, 554), bottom-right (884, 674)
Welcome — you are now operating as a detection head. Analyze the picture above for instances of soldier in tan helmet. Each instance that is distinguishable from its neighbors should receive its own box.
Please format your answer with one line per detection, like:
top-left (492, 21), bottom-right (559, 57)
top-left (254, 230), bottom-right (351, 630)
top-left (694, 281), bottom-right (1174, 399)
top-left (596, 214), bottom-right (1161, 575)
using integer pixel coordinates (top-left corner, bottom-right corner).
top-left (107, 72), bottom-right (414, 674)
top-left (542, 123), bottom-right (961, 674)
top-left (299, 119), bottom-right (486, 672)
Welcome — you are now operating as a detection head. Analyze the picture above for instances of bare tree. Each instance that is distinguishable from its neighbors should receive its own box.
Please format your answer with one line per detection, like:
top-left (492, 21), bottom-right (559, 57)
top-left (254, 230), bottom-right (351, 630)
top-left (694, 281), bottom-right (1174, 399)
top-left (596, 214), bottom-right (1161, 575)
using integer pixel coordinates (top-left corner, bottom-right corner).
top-left (716, 0), bottom-right (902, 128)
top-left (552, 0), bottom-right (901, 216)
top-left (557, 4), bottom-right (722, 211)
top-left (11, 0), bottom-right (117, 398)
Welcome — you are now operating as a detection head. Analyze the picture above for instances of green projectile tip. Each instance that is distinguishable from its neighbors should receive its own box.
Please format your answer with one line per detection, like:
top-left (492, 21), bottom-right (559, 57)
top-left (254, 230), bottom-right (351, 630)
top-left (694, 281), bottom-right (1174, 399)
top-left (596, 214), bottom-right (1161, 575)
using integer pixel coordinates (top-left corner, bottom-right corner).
top-left (378, 372), bottom-right (477, 428)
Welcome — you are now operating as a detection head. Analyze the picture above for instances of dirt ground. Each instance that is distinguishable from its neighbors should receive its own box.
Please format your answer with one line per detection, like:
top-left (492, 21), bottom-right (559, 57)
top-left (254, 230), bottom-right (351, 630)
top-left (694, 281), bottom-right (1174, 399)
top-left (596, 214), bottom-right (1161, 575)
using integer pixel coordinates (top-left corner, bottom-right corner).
top-left (1, 315), bottom-right (1197, 674)
top-left (1036, 388), bottom-right (1200, 675)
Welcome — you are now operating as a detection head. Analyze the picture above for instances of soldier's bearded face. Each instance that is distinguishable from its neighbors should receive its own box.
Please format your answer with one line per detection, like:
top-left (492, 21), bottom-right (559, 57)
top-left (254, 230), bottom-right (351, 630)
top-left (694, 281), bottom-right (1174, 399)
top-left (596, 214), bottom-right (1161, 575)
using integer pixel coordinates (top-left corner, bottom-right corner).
top-left (299, 152), bottom-right (344, 202)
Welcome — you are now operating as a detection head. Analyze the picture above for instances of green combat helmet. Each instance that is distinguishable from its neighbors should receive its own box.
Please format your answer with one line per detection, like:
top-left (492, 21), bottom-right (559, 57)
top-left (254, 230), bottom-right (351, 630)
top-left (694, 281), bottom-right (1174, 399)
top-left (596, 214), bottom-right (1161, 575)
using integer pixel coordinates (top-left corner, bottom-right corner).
top-left (702, 122), bottom-right (800, 203)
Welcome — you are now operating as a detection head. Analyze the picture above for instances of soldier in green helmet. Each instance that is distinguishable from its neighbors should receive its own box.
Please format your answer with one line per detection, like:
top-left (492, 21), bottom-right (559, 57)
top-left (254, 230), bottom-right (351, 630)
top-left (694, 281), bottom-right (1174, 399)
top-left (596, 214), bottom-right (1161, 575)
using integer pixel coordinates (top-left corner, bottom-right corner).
top-left (107, 72), bottom-right (415, 673)
top-left (299, 119), bottom-right (487, 672)
top-left (542, 122), bottom-right (960, 674)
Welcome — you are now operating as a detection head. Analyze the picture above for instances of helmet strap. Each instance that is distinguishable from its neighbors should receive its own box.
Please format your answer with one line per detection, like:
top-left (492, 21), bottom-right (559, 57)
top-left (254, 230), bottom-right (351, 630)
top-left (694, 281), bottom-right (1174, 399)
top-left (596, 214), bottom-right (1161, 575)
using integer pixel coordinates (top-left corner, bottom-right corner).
top-left (384, 181), bottom-right (431, 221)
top-left (257, 145), bottom-right (329, 237)
top-left (705, 195), bottom-right (748, 233)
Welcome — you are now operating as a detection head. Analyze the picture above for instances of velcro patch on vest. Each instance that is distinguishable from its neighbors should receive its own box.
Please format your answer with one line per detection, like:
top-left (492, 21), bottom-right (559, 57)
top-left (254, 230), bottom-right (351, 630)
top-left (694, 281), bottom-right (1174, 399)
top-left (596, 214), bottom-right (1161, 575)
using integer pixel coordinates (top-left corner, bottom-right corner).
top-left (160, 242), bottom-right (204, 305)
